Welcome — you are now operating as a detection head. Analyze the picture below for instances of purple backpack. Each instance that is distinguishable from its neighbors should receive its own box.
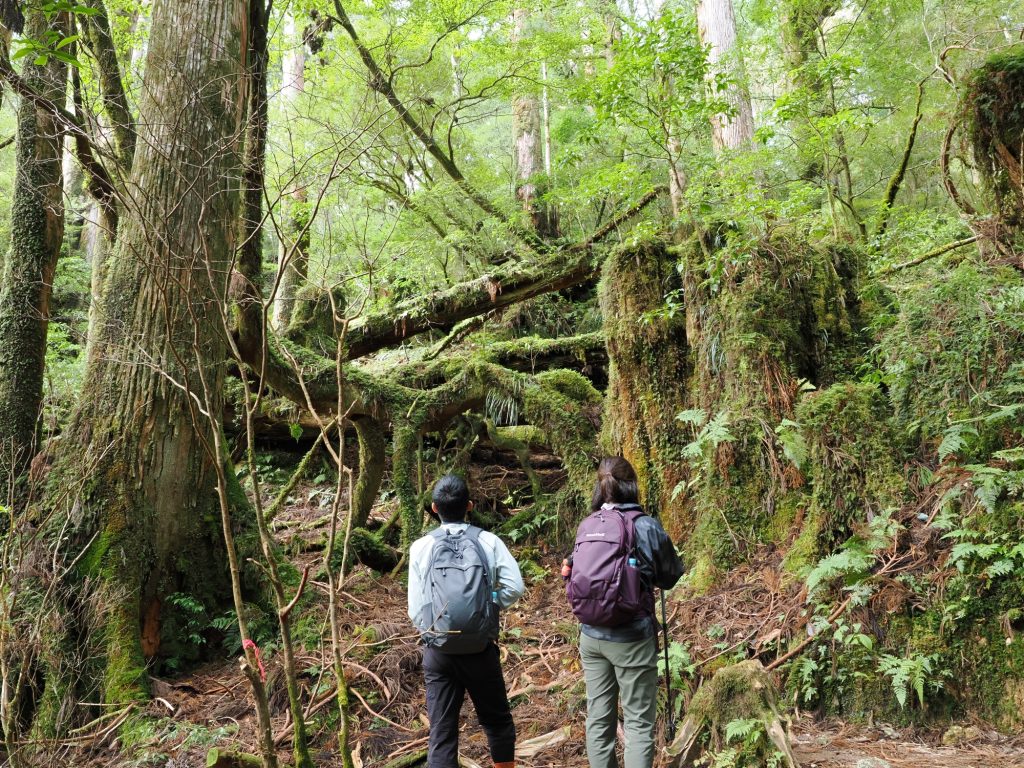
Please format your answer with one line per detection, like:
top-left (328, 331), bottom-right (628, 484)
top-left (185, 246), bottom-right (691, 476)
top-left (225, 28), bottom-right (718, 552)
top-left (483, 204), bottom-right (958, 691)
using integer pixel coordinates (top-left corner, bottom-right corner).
top-left (566, 504), bottom-right (653, 626)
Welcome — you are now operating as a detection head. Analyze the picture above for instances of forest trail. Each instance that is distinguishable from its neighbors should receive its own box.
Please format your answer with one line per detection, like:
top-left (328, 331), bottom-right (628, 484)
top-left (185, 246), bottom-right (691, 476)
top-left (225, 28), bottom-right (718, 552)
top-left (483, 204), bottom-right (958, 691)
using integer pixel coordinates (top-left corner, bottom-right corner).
top-left (139, 556), bottom-right (1024, 768)
top-left (133, 495), bottom-right (1024, 768)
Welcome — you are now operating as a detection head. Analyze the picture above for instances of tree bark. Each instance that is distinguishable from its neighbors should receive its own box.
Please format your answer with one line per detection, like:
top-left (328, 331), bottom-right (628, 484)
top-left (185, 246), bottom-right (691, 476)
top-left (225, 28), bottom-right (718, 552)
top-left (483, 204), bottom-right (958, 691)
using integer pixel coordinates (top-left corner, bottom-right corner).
top-left (352, 416), bottom-right (385, 529)
top-left (0, 10), bottom-right (68, 500)
top-left (599, 242), bottom-right (691, 531)
top-left (33, 0), bottom-right (248, 727)
top-left (696, 0), bottom-right (754, 152)
top-left (273, 14), bottom-right (310, 331)
top-left (779, 0), bottom-right (833, 181)
top-left (79, 0), bottom-right (136, 172)
top-left (512, 8), bottom-right (558, 239)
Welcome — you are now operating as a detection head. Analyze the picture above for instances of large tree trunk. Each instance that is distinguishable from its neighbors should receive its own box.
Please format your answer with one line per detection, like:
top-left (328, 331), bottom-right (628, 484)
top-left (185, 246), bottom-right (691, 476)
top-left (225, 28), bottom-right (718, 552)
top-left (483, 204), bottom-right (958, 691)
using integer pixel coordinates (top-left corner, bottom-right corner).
top-left (512, 8), bottom-right (558, 239)
top-left (601, 234), bottom-right (862, 584)
top-left (0, 10), bottom-right (67, 500)
top-left (600, 242), bottom-right (690, 532)
top-left (32, 0), bottom-right (248, 730)
top-left (696, 0), bottom-right (754, 151)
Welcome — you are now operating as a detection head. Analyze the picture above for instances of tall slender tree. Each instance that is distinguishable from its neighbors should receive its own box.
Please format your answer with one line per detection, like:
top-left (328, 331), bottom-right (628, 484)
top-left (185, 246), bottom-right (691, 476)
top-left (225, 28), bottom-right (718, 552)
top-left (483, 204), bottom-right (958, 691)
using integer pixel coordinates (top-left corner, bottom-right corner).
top-left (696, 0), bottom-right (754, 151)
top-left (273, 13), bottom-right (311, 331)
top-left (512, 7), bottom-right (558, 239)
top-left (0, 11), bottom-right (68, 501)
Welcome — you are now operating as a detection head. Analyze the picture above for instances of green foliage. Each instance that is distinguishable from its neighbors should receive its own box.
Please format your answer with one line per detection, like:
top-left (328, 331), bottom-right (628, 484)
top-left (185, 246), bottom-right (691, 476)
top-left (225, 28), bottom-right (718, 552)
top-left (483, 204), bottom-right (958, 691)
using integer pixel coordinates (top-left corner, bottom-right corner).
top-left (774, 419), bottom-right (807, 469)
top-left (877, 265), bottom-right (1024, 451)
top-left (681, 410), bottom-right (736, 461)
top-left (804, 510), bottom-right (897, 599)
top-left (658, 640), bottom-right (696, 720)
top-left (504, 507), bottom-right (556, 544)
top-left (878, 652), bottom-right (947, 709)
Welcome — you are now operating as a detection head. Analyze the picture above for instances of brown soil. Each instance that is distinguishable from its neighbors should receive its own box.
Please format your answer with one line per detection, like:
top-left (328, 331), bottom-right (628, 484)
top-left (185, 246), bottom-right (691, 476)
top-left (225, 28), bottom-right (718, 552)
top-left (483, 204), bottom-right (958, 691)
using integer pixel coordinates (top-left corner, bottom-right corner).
top-left (65, 448), bottom-right (1024, 767)
top-left (101, 561), bottom-right (1024, 768)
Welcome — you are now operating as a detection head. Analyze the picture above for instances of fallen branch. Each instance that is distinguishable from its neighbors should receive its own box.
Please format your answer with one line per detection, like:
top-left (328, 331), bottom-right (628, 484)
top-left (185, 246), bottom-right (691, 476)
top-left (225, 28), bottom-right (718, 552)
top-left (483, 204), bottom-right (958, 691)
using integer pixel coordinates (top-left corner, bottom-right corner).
top-left (515, 725), bottom-right (571, 759)
top-left (876, 235), bottom-right (979, 276)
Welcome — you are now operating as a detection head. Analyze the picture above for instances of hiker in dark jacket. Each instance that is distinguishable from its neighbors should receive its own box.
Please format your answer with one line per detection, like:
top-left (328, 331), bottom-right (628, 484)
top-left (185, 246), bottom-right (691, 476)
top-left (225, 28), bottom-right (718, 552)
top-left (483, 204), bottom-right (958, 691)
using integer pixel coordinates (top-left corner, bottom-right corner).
top-left (570, 457), bottom-right (684, 768)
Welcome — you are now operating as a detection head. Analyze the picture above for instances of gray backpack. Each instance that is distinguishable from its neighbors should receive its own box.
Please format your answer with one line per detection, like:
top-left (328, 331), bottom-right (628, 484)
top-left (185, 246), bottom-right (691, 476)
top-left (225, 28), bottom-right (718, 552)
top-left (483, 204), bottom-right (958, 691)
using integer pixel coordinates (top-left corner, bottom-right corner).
top-left (421, 525), bottom-right (499, 654)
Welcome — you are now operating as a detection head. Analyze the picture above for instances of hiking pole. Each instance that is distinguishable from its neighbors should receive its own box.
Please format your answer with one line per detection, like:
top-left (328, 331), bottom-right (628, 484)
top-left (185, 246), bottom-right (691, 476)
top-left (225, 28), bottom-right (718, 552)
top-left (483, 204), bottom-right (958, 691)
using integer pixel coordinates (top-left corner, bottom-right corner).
top-left (661, 587), bottom-right (675, 742)
top-left (649, 494), bottom-right (676, 742)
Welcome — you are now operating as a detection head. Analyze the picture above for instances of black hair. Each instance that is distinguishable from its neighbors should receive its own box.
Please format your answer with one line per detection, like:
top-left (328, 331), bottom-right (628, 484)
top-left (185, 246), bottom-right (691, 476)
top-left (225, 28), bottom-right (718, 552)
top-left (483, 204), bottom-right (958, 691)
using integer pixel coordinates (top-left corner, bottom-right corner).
top-left (590, 456), bottom-right (639, 511)
top-left (432, 474), bottom-right (470, 522)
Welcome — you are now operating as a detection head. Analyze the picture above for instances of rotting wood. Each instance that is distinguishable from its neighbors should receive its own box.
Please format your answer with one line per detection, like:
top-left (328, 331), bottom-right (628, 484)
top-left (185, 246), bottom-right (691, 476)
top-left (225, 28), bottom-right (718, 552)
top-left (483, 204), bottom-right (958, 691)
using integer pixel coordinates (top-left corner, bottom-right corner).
top-left (206, 749), bottom-right (263, 768)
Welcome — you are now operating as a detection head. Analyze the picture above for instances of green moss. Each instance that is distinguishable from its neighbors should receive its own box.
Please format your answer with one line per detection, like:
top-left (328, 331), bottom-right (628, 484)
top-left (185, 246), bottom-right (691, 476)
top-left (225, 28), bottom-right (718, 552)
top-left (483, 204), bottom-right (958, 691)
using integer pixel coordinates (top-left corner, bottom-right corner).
top-left (965, 45), bottom-right (1024, 225)
top-left (599, 239), bottom-right (691, 532)
top-left (680, 660), bottom-right (793, 764)
top-left (788, 382), bottom-right (908, 567)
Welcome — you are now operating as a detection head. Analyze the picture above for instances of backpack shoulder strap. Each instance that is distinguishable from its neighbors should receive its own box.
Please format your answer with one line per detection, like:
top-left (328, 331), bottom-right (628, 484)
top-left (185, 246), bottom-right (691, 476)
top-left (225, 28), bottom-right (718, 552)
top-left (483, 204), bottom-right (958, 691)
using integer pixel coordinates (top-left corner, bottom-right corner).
top-left (464, 525), bottom-right (493, 589)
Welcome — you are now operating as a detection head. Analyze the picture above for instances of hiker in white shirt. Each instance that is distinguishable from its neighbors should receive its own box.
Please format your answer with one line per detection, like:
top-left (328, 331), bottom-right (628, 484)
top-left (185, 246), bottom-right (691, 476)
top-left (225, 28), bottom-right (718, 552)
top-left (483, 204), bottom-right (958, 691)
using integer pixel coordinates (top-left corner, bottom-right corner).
top-left (407, 474), bottom-right (526, 768)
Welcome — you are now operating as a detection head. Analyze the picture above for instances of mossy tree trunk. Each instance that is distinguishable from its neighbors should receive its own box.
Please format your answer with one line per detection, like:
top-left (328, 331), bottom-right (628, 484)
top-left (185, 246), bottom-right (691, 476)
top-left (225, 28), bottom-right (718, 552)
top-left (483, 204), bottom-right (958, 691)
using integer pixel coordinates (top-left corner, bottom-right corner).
top-left (352, 416), bottom-right (385, 529)
top-left (599, 235), bottom-right (863, 580)
top-left (32, 0), bottom-right (248, 729)
top-left (681, 232), bottom-right (862, 578)
top-left (0, 10), bottom-right (68, 501)
top-left (599, 241), bottom-right (691, 533)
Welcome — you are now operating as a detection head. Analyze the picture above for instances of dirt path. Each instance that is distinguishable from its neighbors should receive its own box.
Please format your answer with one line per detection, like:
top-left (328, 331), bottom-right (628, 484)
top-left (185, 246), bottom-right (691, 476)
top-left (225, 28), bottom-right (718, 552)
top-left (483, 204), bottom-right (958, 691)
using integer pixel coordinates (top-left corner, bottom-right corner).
top-left (128, 559), bottom-right (1024, 768)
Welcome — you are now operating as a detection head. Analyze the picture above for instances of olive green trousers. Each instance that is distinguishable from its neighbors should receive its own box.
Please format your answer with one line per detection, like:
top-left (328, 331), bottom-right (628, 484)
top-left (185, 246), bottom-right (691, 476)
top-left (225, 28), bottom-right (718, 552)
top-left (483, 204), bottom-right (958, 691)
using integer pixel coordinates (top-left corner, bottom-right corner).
top-left (579, 632), bottom-right (659, 768)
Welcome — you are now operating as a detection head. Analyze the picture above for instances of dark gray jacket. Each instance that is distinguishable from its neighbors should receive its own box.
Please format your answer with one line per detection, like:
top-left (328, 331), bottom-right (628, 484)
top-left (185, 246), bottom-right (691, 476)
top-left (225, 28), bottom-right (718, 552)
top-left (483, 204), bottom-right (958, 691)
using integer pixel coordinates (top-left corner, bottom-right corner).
top-left (580, 503), bottom-right (684, 643)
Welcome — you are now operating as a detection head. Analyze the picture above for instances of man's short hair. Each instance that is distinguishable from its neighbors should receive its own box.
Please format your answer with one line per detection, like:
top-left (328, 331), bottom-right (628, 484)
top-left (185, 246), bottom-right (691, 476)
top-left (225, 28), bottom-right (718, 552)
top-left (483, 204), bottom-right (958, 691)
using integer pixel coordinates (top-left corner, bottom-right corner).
top-left (432, 474), bottom-right (470, 522)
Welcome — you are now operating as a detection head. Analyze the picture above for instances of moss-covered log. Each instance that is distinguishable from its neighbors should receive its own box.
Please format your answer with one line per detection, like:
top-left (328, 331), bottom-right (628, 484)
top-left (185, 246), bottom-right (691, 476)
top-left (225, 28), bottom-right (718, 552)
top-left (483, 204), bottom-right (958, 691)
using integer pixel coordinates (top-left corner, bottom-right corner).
top-left (340, 251), bottom-right (597, 360)
top-left (0, 9), bottom-right (67, 499)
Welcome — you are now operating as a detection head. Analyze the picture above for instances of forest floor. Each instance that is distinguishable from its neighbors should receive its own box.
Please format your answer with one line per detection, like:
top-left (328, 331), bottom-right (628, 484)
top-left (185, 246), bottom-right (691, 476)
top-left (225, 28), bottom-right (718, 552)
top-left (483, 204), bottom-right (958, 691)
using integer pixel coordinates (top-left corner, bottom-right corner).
top-left (84, 447), bottom-right (1024, 768)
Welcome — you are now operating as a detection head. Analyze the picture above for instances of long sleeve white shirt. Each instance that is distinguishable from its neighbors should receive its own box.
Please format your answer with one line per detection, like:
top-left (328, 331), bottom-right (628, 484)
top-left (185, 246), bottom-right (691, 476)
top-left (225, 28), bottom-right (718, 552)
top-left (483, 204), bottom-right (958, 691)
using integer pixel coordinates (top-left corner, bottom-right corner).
top-left (408, 522), bottom-right (525, 631)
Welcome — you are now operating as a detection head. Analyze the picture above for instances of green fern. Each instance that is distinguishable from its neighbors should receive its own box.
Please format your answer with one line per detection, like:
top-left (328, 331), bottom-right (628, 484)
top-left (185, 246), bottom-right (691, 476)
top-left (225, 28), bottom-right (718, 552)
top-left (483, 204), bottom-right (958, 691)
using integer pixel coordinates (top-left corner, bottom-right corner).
top-left (724, 718), bottom-right (760, 744)
top-left (878, 653), bottom-right (946, 709)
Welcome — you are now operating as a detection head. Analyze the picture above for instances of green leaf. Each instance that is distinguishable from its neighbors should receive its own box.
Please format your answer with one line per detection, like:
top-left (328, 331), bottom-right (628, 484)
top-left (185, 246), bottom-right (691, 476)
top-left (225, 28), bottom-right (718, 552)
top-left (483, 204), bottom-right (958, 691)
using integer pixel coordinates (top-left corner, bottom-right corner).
top-left (675, 408), bottom-right (707, 427)
top-left (288, 422), bottom-right (303, 441)
top-left (724, 718), bottom-right (759, 744)
top-left (938, 423), bottom-right (976, 462)
top-left (11, 45), bottom-right (38, 61)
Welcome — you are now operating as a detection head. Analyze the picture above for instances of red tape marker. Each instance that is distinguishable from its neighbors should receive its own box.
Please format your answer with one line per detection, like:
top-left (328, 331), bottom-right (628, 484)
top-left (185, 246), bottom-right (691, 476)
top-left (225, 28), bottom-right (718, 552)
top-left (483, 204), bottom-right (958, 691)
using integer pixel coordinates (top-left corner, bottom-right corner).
top-left (242, 638), bottom-right (267, 682)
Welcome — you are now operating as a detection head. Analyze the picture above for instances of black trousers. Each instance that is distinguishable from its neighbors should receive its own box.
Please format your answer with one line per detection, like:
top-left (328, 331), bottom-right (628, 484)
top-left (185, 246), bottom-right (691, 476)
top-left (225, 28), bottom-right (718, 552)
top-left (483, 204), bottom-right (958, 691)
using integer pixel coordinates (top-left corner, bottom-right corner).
top-left (422, 643), bottom-right (516, 768)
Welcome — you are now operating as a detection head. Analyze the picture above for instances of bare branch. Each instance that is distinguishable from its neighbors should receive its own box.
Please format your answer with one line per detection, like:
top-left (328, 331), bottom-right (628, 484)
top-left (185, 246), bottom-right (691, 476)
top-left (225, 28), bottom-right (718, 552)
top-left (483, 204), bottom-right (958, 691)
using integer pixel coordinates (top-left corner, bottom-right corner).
top-left (329, 0), bottom-right (547, 254)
